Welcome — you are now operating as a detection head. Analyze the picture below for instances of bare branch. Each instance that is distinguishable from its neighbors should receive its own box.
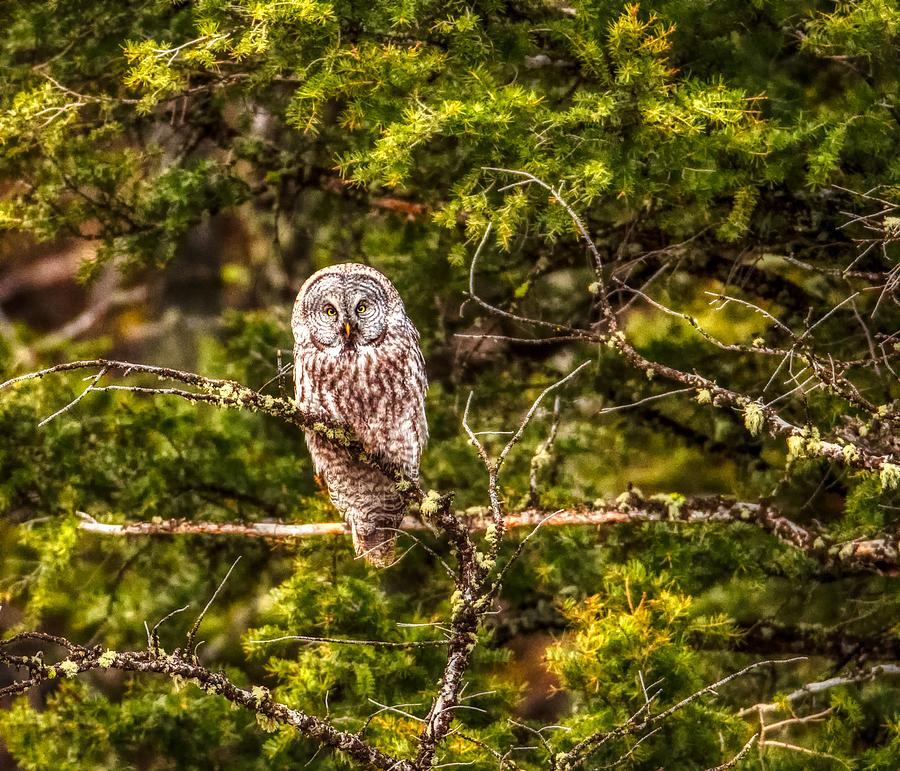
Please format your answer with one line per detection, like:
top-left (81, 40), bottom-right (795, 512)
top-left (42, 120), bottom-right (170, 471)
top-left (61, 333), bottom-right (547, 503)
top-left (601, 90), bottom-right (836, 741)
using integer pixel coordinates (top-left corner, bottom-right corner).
top-left (556, 658), bottom-right (805, 770)
top-left (703, 733), bottom-right (758, 771)
top-left (185, 556), bottom-right (242, 656)
top-left (38, 367), bottom-right (107, 426)
top-left (74, 496), bottom-right (900, 574)
top-left (738, 663), bottom-right (900, 717)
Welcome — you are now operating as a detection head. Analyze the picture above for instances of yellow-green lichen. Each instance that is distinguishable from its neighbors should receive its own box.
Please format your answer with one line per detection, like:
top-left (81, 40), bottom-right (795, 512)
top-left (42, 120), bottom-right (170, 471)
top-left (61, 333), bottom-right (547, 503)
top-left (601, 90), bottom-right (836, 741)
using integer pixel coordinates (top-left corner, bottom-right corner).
top-left (256, 713), bottom-right (279, 732)
top-left (475, 550), bottom-right (496, 571)
top-left (695, 388), bottom-right (712, 405)
top-left (420, 490), bottom-right (442, 517)
top-left (787, 427), bottom-right (823, 464)
top-left (614, 490), bottom-right (637, 508)
top-left (786, 434), bottom-right (805, 463)
top-left (880, 462), bottom-right (900, 491)
top-left (58, 659), bottom-right (79, 678)
top-left (743, 402), bottom-right (765, 437)
top-left (650, 492), bottom-right (685, 519)
top-left (841, 444), bottom-right (860, 464)
top-left (97, 650), bottom-right (117, 668)
top-left (530, 447), bottom-right (552, 472)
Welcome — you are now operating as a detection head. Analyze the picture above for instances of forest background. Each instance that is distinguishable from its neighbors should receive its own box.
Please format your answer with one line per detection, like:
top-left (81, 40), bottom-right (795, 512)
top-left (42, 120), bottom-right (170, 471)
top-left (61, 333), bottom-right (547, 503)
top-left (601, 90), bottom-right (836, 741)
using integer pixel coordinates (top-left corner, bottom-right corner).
top-left (0, 1), bottom-right (898, 769)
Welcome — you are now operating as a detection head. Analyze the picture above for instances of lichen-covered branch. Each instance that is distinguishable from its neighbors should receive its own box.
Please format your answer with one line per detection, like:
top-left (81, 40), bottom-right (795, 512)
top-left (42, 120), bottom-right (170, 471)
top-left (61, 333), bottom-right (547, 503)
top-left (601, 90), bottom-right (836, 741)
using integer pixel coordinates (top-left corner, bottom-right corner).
top-left (74, 495), bottom-right (899, 574)
top-left (469, 173), bottom-right (899, 478)
top-left (737, 663), bottom-right (900, 718)
top-left (0, 636), bottom-right (413, 770)
top-left (0, 357), bottom-right (432, 510)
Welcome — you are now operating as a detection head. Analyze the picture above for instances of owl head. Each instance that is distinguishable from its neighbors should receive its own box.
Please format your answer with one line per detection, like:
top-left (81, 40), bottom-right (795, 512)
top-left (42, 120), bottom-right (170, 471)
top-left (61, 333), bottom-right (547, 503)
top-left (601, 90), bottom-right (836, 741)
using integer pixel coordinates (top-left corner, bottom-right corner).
top-left (292, 263), bottom-right (407, 350)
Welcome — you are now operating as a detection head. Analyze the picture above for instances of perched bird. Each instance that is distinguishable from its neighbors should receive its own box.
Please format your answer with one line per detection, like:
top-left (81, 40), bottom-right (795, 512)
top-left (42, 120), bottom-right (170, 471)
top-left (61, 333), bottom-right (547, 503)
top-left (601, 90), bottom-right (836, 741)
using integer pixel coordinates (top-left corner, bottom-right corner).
top-left (291, 263), bottom-right (428, 566)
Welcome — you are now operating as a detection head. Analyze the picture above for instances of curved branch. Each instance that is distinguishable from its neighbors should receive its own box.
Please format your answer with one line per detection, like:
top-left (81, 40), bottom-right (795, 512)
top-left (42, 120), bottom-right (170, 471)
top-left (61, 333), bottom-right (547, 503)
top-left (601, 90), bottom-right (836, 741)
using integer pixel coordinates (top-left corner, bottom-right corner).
top-left (0, 639), bottom-right (413, 770)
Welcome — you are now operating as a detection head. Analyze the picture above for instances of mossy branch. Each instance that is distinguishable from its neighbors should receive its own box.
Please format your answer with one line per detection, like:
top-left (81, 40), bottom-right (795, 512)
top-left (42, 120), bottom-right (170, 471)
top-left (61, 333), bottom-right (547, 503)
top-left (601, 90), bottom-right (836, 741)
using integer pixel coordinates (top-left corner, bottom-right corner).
top-left (0, 357), bottom-right (427, 508)
top-left (0, 636), bottom-right (414, 771)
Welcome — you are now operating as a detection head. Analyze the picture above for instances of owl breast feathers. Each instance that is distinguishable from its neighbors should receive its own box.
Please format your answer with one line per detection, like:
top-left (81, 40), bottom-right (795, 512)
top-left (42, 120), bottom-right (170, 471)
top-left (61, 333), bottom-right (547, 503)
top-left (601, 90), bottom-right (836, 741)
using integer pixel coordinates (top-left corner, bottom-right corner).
top-left (291, 263), bottom-right (427, 566)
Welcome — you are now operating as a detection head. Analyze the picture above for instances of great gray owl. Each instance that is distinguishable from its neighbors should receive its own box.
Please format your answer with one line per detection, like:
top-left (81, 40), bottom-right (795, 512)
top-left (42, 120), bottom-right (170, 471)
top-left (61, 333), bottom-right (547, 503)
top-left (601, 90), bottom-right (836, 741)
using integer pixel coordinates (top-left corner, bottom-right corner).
top-left (291, 263), bottom-right (428, 566)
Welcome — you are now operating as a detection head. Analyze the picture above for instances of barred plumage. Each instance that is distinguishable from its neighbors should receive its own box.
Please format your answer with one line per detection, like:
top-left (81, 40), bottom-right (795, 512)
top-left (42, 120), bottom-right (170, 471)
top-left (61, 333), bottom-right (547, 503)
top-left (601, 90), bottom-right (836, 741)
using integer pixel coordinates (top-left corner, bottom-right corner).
top-left (291, 263), bottom-right (427, 566)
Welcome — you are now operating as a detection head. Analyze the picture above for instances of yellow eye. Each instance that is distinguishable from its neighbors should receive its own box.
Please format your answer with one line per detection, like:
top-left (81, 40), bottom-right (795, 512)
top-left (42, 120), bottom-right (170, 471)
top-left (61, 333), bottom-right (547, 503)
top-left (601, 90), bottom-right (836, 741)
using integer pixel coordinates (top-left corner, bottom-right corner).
top-left (323, 304), bottom-right (337, 317)
top-left (356, 302), bottom-right (367, 315)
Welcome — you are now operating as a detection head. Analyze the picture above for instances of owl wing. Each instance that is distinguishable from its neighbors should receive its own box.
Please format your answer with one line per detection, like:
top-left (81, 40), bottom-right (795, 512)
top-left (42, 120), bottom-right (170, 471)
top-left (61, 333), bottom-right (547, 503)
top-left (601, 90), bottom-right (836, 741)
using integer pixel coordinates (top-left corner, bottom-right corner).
top-left (384, 336), bottom-right (428, 478)
top-left (293, 322), bottom-right (427, 478)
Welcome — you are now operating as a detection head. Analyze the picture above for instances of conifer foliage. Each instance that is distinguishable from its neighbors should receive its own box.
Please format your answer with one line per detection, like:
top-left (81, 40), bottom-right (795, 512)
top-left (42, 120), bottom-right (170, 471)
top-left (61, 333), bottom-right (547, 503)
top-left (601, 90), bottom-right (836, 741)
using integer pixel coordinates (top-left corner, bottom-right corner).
top-left (1, 1), bottom-right (898, 769)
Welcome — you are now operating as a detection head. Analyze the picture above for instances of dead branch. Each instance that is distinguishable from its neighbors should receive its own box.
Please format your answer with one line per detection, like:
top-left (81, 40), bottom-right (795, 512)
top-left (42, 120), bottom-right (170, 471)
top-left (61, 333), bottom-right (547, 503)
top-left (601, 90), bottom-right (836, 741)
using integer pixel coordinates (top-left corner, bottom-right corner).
top-left (703, 733), bottom-right (758, 770)
top-left (74, 495), bottom-right (899, 574)
top-left (738, 663), bottom-right (900, 717)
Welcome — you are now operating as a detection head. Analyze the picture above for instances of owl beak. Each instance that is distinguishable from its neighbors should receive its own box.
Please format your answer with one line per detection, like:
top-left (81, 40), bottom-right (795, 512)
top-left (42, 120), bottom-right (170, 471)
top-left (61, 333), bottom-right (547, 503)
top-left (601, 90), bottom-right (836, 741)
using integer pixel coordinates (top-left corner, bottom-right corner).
top-left (344, 322), bottom-right (352, 339)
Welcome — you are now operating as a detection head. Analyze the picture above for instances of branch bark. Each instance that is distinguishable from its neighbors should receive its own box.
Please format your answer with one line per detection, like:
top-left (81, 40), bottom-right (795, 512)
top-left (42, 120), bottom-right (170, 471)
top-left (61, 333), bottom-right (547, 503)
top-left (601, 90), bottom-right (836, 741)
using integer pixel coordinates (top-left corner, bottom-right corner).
top-left (0, 357), bottom-right (429, 509)
top-left (0, 637), bottom-right (413, 770)
top-left (74, 495), bottom-right (900, 574)
top-left (738, 663), bottom-right (900, 717)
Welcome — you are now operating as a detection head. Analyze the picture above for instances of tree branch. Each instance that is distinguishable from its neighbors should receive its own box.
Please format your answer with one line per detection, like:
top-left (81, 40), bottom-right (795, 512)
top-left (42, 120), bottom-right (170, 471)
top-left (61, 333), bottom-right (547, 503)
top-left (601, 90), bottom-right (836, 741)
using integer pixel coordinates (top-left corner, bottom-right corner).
top-left (74, 495), bottom-right (899, 574)
top-left (554, 658), bottom-right (806, 771)
top-left (471, 172), bottom-right (898, 475)
top-left (738, 663), bottom-right (900, 717)
top-left (0, 636), bottom-right (413, 770)
top-left (0, 357), bottom-right (430, 510)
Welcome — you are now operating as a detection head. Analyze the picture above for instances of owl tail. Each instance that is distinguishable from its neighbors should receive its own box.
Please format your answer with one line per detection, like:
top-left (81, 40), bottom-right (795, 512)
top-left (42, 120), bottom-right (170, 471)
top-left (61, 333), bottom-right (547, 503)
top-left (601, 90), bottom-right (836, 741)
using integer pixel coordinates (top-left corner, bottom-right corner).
top-left (349, 520), bottom-right (399, 568)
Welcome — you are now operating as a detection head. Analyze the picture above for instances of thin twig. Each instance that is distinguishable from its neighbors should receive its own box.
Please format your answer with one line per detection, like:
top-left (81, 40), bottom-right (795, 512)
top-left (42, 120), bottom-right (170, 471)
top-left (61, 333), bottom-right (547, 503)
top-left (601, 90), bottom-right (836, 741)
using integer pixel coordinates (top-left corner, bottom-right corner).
top-left (38, 367), bottom-right (107, 426)
top-left (248, 635), bottom-right (446, 648)
top-left (185, 556), bottom-right (242, 656)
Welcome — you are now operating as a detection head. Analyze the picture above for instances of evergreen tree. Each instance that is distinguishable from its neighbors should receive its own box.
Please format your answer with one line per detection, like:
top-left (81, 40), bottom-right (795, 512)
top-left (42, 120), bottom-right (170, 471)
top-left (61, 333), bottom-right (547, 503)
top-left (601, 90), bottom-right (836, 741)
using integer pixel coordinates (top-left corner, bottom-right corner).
top-left (0, 1), bottom-right (898, 769)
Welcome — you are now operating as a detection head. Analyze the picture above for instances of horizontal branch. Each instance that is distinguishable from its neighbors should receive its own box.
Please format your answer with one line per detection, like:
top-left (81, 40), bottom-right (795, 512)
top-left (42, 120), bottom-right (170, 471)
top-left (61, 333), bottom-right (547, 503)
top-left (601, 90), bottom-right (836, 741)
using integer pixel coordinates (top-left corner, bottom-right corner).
top-left (75, 494), bottom-right (899, 573)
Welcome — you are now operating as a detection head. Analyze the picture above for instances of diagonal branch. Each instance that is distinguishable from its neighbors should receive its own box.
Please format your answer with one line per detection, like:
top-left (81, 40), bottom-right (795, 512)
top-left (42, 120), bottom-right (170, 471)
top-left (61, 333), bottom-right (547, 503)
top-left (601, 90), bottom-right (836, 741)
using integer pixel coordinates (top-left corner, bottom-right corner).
top-left (738, 663), bottom-right (900, 717)
top-left (554, 658), bottom-right (805, 771)
top-left (0, 637), bottom-right (414, 770)
top-left (0, 357), bottom-right (436, 512)
top-left (469, 175), bottom-right (896, 475)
